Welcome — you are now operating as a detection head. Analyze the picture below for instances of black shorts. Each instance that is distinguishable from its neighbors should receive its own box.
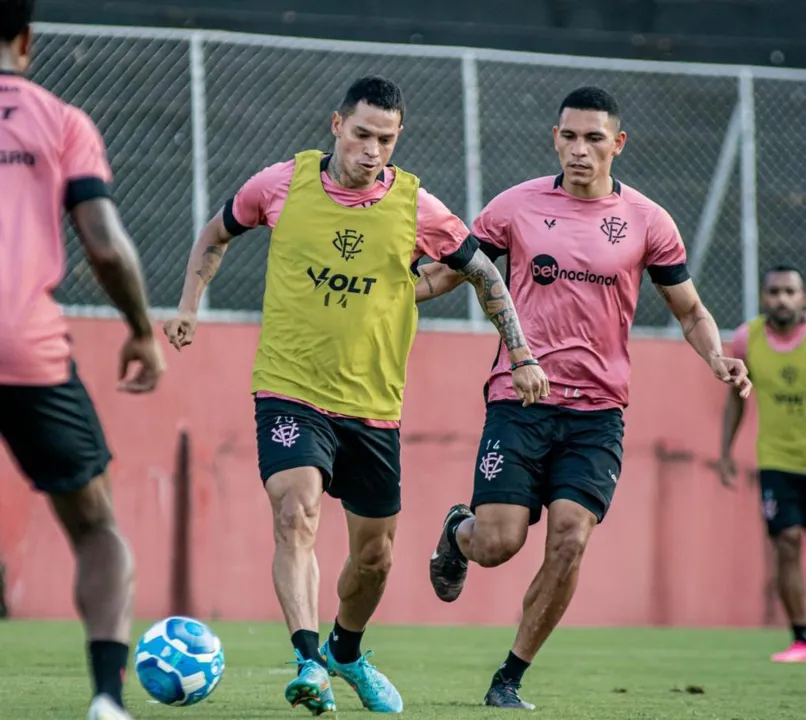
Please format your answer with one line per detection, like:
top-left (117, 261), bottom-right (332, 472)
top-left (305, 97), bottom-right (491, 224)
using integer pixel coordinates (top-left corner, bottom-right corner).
top-left (471, 400), bottom-right (625, 524)
top-left (759, 469), bottom-right (806, 536)
top-left (255, 397), bottom-right (401, 519)
top-left (0, 360), bottom-right (112, 494)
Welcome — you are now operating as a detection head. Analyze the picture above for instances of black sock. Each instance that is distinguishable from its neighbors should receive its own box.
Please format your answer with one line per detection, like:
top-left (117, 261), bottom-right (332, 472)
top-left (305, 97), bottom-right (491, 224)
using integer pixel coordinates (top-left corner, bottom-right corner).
top-left (792, 624), bottom-right (806, 643)
top-left (328, 618), bottom-right (364, 664)
top-left (291, 629), bottom-right (326, 671)
top-left (88, 640), bottom-right (129, 708)
top-left (446, 515), bottom-right (467, 559)
top-left (493, 651), bottom-right (530, 686)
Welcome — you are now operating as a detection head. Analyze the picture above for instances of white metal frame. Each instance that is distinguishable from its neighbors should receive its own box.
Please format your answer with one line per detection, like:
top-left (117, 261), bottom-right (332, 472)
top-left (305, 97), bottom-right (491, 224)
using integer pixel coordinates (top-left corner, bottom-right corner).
top-left (37, 22), bottom-right (806, 336)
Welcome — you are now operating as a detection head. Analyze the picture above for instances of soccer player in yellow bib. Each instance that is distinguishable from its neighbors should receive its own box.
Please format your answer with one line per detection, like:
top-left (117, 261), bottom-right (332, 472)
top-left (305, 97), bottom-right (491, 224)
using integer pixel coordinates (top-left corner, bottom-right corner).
top-left (164, 76), bottom-right (549, 714)
top-left (720, 265), bottom-right (806, 662)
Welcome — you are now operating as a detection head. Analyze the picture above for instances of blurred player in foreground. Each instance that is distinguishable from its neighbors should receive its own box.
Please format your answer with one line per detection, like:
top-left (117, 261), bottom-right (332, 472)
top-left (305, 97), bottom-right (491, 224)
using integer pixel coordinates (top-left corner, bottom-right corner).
top-left (0, 2), bottom-right (165, 718)
top-left (417, 86), bottom-right (752, 709)
top-left (163, 75), bottom-right (548, 714)
top-left (720, 265), bottom-right (806, 662)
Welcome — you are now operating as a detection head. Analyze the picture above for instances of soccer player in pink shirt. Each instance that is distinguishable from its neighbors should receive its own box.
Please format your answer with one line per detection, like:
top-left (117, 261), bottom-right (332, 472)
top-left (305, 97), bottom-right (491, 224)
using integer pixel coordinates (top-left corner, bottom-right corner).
top-left (0, 3), bottom-right (164, 719)
top-left (164, 76), bottom-right (548, 714)
top-left (418, 86), bottom-right (752, 709)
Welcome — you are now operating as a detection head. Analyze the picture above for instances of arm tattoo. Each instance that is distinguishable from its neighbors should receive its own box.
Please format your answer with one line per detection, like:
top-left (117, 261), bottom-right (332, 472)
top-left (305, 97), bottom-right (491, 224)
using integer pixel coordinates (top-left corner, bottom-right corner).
top-left (195, 245), bottom-right (224, 285)
top-left (683, 314), bottom-right (708, 338)
top-left (456, 250), bottom-right (526, 352)
top-left (421, 267), bottom-right (436, 295)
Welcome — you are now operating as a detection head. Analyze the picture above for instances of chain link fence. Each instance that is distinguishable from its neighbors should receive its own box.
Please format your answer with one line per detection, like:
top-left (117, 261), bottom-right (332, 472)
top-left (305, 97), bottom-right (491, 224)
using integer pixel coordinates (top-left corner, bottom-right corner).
top-left (31, 24), bottom-right (806, 332)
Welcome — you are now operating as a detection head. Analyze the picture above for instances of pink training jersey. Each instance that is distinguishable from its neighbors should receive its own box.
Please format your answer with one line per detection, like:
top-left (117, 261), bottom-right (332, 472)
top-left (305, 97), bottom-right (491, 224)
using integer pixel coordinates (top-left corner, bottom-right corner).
top-left (473, 174), bottom-right (688, 411)
top-left (226, 157), bottom-right (472, 427)
top-left (0, 73), bottom-right (112, 386)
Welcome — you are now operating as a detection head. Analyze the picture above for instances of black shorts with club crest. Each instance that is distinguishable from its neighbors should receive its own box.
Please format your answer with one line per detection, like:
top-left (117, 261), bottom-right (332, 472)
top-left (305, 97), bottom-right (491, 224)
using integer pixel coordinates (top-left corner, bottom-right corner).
top-left (255, 396), bottom-right (401, 519)
top-left (471, 400), bottom-right (625, 524)
top-left (759, 469), bottom-right (806, 536)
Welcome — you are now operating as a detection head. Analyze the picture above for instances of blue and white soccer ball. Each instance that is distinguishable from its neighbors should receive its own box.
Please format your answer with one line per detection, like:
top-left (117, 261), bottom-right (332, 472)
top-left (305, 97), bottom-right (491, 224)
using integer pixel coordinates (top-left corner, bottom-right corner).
top-left (134, 616), bottom-right (225, 707)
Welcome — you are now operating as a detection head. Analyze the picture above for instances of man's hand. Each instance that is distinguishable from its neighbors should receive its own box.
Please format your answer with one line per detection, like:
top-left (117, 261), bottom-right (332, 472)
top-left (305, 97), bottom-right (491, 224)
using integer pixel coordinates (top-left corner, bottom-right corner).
top-left (118, 333), bottom-right (165, 393)
top-left (717, 455), bottom-right (737, 489)
top-left (709, 355), bottom-right (752, 399)
top-left (163, 311), bottom-right (198, 351)
top-left (512, 363), bottom-right (551, 406)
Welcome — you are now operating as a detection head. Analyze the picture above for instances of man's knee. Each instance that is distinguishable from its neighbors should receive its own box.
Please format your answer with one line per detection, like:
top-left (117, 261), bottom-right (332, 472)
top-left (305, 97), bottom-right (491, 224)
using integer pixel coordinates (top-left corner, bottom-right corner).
top-left (775, 527), bottom-right (802, 564)
top-left (545, 501), bottom-right (597, 572)
top-left (50, 472), bottom-right (118, 543)
top-left (354, 531), bottom-right (394, 580)
top-left (470, 507), bottom-right (529, 568)
top-left (267, 467), bottom-right (322, 547)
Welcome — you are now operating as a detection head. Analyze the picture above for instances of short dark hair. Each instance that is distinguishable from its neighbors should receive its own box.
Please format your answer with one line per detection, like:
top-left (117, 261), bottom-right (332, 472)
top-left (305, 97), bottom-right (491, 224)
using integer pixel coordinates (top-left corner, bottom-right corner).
top-left (0, 0), bottom-right (34, 43)
top-left (339, 75), bottom-right (405, 122)
top-left (763, 264), bottom-right (804, 285)
top-left (559, 86), bottom-right (621, 126)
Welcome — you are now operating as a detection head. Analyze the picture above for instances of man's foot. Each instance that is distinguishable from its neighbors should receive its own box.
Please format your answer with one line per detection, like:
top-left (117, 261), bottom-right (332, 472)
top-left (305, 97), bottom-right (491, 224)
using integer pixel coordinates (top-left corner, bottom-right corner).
top-left (322, 639), bottom-right (403, 713)
top-left (285, 652), bottom-right (337, 715)
top-left (771, 640), bottom-right (806, 663)
top-left (483, 680), bottom-right (536, 710)
top-left (430, 504), bottom-right (474, 602)
top-left (87, 694), bottom-right (133, 720)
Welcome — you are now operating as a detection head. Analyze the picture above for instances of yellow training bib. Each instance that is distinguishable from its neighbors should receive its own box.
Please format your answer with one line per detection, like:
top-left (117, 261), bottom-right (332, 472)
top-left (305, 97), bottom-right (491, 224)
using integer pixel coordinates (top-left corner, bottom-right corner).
top-left (746, 316), bottom-right (806, 473)
top-left (251, 150), bottom-right (419, 421)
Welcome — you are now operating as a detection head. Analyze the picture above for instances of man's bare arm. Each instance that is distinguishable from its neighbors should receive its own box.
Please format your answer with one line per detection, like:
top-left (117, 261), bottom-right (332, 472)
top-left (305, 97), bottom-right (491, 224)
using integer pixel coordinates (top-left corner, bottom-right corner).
top-left (415, 262), bottom-right (464, 303)
top-left (70, 198), bottom-right (153, 338)
top-left (455, 248), bottom-right (531, 361)
top-left (655, 280), bottom-right (723, 361)
top-left (177, 209), bottom-right (233, 314)
top-left (722, 386), bottom-right (746, 458)
top-left (655, 279), bottom-right (752, 398)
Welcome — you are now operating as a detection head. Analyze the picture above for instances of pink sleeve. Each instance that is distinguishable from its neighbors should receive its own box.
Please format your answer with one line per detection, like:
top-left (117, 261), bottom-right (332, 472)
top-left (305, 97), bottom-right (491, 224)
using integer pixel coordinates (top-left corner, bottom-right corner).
top-left (470, 189), bottom-right (514, 249)
top-left (645, 205), bottom-right (687, 267)
top-left (230, 160), bottom-right (294, 229)
top-left (731, 323), bottom-right (750, 361)
top-left (414, 188), bottom-right (470, 261)
top-left (62, 106), bottom-right (112, 183)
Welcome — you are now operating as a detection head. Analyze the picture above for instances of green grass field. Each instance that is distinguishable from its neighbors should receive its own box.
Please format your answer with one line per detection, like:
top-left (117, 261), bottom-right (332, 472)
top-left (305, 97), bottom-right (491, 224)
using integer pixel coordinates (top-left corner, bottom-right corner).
top-left (0, 621), bottom-right (804, 719)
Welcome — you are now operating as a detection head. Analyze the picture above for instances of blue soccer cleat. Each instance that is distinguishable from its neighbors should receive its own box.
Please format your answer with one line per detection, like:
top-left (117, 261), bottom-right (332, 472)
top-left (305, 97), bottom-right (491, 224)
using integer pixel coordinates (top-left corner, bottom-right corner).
top-left (321, 640), bottom-right (403, 713)
top-left (284, 651), bottom-right (337, 715)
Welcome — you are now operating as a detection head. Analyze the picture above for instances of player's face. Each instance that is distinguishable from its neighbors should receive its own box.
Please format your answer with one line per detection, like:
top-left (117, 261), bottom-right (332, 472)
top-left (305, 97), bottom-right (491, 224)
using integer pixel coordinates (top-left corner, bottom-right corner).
top-left (762, 271), bottom-right (805, 327)
top-left (553, 109), bottom-right (626, 188)
top-left (332, 101), bottom-right (402, 187)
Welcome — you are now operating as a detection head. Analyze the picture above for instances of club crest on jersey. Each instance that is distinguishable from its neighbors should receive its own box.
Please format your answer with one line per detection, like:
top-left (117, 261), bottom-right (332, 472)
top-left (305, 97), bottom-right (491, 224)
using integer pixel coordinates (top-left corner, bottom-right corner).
top-left (601, 216), bottom-right (628, 245)
top-left (333, 229), bottom-right (364, 260)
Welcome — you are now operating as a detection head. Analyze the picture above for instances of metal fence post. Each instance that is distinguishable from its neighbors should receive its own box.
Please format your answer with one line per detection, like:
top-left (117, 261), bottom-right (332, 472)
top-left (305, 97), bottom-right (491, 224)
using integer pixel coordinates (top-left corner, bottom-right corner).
top-left (739, 68), bottom-right (759, 322)
top-left (190, 33), bottom-right (210, 312)
top-left (462, 51), bottom-right (484, 324)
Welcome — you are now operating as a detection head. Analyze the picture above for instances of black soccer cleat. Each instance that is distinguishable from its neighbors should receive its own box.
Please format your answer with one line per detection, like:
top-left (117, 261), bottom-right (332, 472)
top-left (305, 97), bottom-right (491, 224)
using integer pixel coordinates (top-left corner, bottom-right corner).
top-left (483, 681), bottom-right (536, 710)
top-left (429, 504), bottom-right (474, 602)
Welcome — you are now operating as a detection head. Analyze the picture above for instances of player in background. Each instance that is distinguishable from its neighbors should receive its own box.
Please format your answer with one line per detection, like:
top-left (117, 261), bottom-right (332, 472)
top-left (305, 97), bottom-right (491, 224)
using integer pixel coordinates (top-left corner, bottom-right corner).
top-left (163, 75), bottom-right (548, 714)
top-left (720, 265), bottom-right (806, 662)
top-left (417, 86), bottom-right (752, 709)
top-left (0, 3), bottom-right (165, 719)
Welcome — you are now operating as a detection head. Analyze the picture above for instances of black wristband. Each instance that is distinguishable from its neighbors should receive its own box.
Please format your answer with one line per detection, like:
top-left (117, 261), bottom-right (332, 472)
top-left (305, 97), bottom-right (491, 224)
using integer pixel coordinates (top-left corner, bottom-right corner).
top-left (511, 358), bottom-right (539, 371)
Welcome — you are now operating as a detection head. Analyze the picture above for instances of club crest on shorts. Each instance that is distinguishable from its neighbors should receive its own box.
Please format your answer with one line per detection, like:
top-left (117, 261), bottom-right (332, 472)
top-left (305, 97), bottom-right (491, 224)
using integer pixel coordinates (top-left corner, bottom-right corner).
top-left (271, 416), bottom-right (300, 448)
top-left (479, 450), bottom-right (505, 482)
top-left (762, 488), bottom-right (778, 520)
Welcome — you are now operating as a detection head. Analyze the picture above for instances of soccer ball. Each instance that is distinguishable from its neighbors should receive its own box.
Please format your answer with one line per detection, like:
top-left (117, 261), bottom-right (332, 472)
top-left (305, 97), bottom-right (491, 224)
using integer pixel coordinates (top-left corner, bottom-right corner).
top-left (134, 616), bottom-right (225, 706)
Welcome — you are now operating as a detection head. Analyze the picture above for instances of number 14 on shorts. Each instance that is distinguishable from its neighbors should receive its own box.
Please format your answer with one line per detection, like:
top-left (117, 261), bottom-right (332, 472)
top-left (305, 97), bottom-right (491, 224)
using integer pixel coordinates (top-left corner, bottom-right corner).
top-left (480, 439), bottom-right (505, 482)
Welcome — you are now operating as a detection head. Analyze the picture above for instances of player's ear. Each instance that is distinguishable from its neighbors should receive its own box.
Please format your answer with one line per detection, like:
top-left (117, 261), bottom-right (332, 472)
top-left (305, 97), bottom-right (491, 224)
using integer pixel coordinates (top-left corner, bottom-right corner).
top-left (331, 111), bottom-right (342, 138)
top-left (613, 130), bottom-right (627, 157)
top-left (17, 25), bottom-right (33, 71)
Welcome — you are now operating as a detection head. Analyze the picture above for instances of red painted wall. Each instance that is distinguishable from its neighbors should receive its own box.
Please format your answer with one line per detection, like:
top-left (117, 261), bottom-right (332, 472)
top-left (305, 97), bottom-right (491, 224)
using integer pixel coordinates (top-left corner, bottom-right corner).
top-left (0, 318), bottom-right (785, 626)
